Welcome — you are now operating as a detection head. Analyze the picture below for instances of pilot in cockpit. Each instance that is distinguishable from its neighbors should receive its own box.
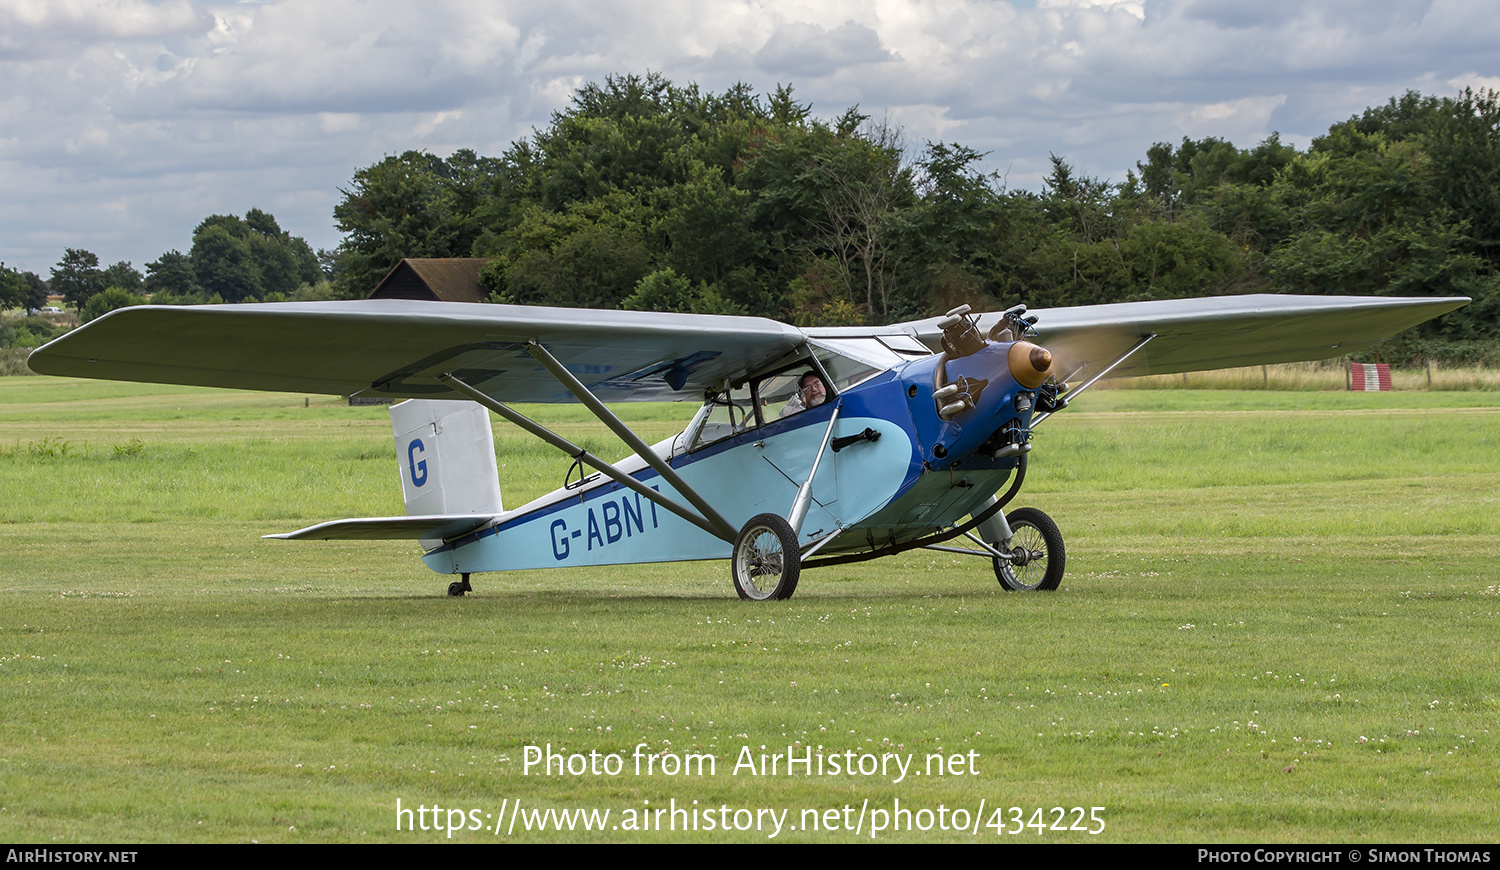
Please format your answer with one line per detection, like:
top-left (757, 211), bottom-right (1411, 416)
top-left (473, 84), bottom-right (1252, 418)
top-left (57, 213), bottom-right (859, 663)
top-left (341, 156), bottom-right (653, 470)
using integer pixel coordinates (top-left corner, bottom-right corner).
top-left (779, 371), bottom-right (828, 417)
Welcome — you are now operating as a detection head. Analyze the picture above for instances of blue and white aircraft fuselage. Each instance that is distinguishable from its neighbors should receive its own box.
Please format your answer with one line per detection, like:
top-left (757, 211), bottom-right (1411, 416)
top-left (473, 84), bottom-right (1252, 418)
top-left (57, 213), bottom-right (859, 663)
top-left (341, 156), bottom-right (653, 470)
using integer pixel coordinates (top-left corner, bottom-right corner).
top-left (424, 369), bottom-right (994, 574)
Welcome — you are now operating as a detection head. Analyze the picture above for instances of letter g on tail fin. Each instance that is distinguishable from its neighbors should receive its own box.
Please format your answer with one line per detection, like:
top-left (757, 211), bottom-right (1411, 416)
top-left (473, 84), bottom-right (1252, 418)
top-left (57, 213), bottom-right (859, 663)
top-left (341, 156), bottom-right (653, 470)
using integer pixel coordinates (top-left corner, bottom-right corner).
top-left (391, 400), bottom-right (503, 544)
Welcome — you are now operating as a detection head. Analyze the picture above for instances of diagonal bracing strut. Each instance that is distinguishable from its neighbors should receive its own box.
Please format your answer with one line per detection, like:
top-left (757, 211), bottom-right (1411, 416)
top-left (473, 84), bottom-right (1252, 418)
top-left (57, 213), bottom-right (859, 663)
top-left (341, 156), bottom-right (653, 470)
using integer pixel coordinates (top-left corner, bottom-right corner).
top-left (439, 372), bottom-right (735, 543)
top-left (1030, 333), bottom-right (1156, 428)
top-left (521, 341), bottom-right (738, 541)
top-left (788, 403), bottom-right (841, 537)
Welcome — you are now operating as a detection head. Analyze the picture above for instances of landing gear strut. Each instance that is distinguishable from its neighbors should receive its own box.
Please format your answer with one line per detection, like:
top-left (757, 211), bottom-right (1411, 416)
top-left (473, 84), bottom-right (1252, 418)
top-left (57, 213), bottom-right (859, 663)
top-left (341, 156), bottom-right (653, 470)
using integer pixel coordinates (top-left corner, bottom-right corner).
top-left (448, 573), bottom-right (473, 597)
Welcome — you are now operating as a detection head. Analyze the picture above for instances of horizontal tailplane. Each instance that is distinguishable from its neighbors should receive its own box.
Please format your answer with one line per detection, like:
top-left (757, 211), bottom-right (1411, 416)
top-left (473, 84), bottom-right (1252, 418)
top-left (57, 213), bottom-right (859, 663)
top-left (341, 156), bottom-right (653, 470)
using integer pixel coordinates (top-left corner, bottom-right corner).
top-left (268, 399), bottom-right (503, 549)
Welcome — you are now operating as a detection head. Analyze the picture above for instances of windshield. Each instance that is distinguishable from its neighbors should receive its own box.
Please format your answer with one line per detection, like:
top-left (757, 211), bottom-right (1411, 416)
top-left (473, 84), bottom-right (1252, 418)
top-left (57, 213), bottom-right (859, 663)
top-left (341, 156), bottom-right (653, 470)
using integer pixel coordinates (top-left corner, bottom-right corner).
top-left (808, 339), bottom-right (888, 391)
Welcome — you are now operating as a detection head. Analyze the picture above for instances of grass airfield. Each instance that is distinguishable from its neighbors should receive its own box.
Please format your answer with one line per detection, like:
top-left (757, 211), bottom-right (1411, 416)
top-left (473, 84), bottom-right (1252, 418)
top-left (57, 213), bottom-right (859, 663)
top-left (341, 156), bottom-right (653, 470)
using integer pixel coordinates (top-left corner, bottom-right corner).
top-left (0, 376), bottom-right (1496, 843)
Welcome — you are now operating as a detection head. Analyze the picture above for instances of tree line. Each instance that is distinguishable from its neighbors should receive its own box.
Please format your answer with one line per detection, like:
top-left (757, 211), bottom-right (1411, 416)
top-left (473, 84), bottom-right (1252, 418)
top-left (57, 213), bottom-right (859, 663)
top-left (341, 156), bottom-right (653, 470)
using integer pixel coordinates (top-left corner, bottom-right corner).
top-left (1, 209), bottom-right (328, 341)
top-left (9, 74), bottom-right (1498, 363)
top-left (328, 75), bottom-right (1499, 361)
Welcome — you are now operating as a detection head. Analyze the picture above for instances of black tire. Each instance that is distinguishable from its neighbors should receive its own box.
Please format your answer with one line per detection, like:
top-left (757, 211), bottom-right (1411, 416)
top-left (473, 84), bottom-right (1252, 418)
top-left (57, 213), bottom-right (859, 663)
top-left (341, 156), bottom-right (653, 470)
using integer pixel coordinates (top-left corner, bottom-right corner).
top-left (447, 580), bottom-right (467, 597)
top-left (993, 507), bottom-right (1065, 591)
top-left (732, 513), bottom-right (801, 600)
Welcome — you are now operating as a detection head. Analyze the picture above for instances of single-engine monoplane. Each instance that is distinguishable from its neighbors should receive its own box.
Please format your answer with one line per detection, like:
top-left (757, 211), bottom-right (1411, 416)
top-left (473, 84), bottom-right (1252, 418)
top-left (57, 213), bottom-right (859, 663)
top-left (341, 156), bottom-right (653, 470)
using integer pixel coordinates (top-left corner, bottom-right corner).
top-left (28, 293), bottom-right (1467, 599)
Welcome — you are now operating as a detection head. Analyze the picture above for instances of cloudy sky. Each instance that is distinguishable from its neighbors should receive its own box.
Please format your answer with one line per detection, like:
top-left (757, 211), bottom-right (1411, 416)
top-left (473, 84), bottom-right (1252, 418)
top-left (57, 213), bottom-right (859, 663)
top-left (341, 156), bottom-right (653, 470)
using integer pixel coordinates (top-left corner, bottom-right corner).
top-left (3, 0), bottom-right (1497, 277)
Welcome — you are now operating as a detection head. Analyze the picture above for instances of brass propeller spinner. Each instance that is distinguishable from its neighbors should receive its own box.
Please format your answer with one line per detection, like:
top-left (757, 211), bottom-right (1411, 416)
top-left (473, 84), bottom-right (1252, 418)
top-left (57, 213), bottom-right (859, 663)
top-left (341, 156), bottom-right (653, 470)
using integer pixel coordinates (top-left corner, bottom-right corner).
top-left (1007, 341), bottom-right (1053, 390)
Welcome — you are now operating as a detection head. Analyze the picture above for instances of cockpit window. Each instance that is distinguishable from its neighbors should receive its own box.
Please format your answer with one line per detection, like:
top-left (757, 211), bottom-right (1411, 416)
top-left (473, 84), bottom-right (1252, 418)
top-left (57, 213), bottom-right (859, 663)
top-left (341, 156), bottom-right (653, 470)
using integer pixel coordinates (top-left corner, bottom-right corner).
top-left (875, 334), bottom-right (932, 356)
top-left (808, 340), bottom-right (886, 391)
top-left (685, 340), bottom-right (892, 450)
top-left (690, 383), bottom-right (755, 450)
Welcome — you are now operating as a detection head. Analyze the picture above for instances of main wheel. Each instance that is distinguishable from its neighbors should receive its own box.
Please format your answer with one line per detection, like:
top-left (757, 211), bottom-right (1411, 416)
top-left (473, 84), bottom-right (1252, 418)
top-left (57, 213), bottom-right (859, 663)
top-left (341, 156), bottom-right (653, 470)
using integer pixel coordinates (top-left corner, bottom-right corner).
top-left (732, 513), bottom-right (801, 600)
top-left (993, 507), bottom-right (1065, 591)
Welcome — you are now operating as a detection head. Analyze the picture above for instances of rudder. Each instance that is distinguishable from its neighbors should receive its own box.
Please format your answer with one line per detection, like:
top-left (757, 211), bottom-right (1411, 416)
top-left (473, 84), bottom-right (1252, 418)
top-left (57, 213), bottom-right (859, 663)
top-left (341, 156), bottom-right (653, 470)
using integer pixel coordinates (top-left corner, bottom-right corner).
top-left (391, 399), bottom-right (503, 517)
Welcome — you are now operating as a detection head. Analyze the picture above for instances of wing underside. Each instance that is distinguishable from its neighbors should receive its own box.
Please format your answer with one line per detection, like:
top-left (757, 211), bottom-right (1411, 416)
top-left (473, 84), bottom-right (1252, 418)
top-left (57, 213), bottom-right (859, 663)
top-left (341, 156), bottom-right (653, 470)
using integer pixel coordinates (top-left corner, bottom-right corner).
top-left (886, 294), bottom-right (1470, 379)
top-left (28, 300), bottom-right (806, 403)
top-left (29, 295), bottom-right (1469, 404)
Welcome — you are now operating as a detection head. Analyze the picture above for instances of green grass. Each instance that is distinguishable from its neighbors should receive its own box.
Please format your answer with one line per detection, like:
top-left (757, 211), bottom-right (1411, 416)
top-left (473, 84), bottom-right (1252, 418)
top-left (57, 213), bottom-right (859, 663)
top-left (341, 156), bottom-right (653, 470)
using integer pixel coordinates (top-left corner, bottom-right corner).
top-left (1103, 361), bottom-right (1500, 391)
top-left (1, 377), bottom-right (1496, 842)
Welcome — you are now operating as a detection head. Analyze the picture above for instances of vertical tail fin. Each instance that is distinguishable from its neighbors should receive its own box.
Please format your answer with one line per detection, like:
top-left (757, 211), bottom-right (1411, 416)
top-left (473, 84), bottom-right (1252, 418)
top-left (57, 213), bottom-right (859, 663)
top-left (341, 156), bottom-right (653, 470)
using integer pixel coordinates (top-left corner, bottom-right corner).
top-left (391, 399), bottom-right (503, 518)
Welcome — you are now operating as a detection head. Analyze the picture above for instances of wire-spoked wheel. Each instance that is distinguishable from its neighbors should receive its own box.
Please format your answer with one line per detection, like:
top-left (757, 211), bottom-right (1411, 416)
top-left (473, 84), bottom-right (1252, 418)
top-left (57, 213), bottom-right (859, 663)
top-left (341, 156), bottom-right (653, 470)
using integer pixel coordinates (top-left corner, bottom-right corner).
top-left (732, 513), bottom-right (801, 600)
top-left (993, 507), bottom-right (1065, 591)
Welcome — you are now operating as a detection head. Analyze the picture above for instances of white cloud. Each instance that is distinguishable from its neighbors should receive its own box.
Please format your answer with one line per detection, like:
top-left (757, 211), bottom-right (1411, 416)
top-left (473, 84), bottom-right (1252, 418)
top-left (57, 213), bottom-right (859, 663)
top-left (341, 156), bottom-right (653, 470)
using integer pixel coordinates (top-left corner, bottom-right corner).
top-left (0, 0), bottom-right (209, 52)
top-left (1447, 72), bottom-right (1500, 94)
top-left (2, 0), bottom-right (1498, 273)
top-left (1039, 0), bottom-right (1145, 19)
top-left (755, 20), bottom-right (895, 77)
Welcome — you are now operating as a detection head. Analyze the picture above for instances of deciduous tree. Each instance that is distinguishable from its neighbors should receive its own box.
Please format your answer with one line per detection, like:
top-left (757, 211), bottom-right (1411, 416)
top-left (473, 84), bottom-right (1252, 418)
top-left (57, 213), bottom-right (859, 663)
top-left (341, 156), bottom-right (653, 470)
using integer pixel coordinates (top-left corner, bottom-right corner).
top-left (51, 248), bottom-right (105, 313)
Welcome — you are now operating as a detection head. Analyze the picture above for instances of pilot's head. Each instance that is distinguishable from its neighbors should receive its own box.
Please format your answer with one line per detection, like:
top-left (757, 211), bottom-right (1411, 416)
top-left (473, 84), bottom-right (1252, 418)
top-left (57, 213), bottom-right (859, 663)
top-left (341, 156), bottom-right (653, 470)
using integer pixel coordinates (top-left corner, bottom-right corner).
top-left (798, 372), bottom-right (826, 408)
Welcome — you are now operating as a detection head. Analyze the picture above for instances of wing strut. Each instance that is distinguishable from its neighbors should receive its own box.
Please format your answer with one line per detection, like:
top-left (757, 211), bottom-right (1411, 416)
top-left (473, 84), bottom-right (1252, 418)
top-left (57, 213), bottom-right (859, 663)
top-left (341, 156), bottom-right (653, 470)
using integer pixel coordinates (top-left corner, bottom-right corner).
top-left (438, 372), bottom-right (737, 544)
top-left (788, 402), bottom-right (841, 536)
top-left (520, 341), bottom-right (738, 541)
top-left (1031, 333), bottom-right (1156, 428)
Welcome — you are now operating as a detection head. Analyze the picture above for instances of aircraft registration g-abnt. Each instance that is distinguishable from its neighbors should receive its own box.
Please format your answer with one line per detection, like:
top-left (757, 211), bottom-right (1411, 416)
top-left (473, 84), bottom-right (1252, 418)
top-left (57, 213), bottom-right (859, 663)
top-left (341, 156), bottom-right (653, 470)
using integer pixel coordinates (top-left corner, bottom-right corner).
top-left (28, 293), bottom-right (1467, 600)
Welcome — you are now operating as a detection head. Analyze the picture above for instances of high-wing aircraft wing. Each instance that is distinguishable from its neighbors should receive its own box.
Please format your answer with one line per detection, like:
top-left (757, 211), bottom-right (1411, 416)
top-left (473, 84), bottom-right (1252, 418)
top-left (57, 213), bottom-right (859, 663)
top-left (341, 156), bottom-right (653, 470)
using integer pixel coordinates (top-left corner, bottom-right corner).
top-left (886, 294), bottom-right (1471, 379)
top-left (30, 295), bottom-right (1469, 402)
top-left (27, 300), bottom-right (805, 402)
